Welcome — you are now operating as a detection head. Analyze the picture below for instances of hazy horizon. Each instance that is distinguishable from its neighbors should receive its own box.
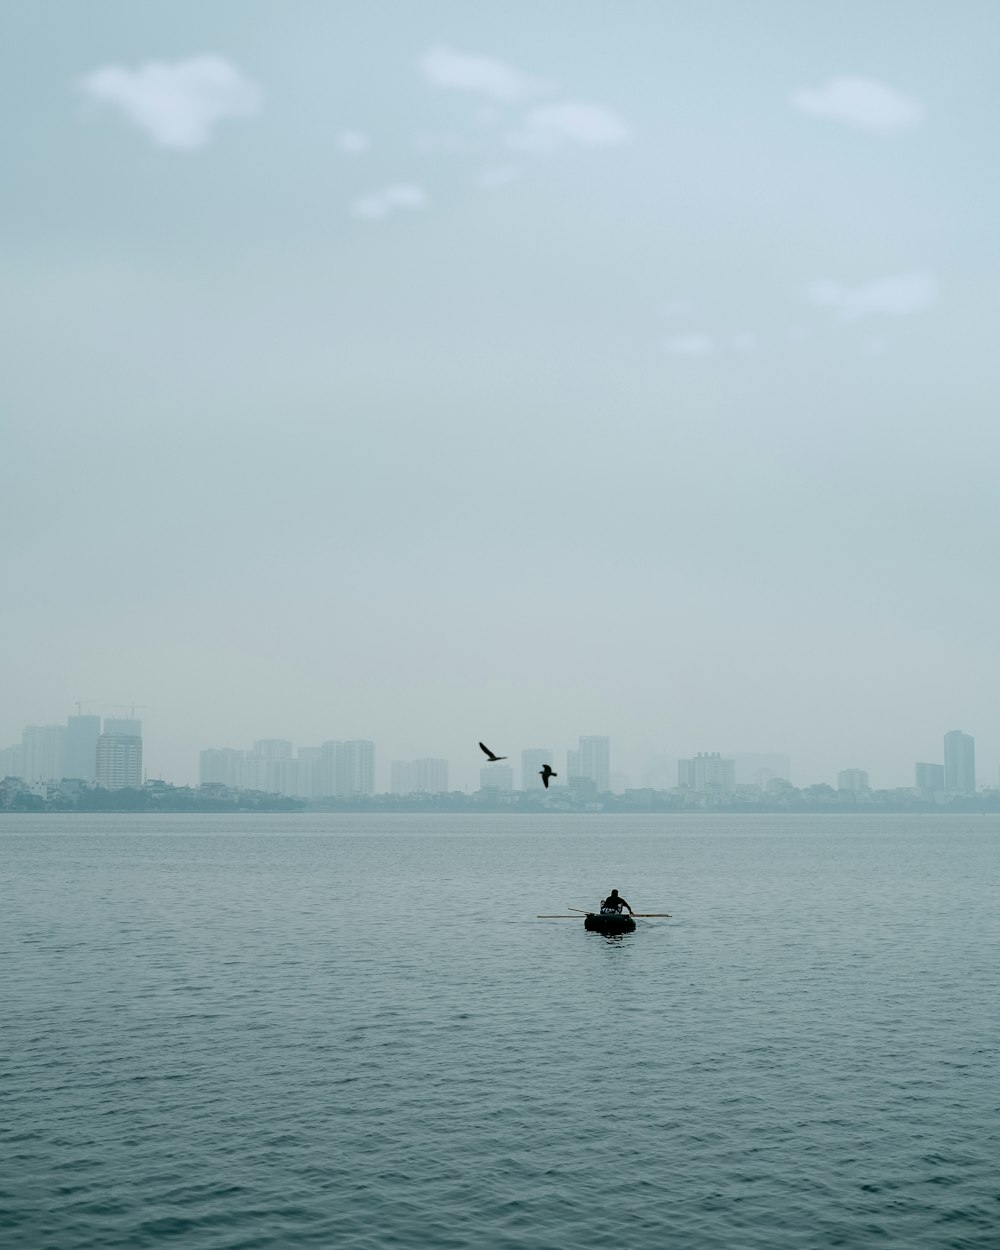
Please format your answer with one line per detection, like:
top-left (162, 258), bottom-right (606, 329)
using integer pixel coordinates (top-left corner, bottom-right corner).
top-left (4, 2), bottom-right (999, 792)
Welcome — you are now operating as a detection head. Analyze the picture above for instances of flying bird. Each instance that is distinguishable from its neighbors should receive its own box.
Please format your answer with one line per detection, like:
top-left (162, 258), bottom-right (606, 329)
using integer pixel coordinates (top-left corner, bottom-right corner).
top-left (540, 765), bottom-right (557, 788)
top-left (479, 741), bottom-right (507, 762)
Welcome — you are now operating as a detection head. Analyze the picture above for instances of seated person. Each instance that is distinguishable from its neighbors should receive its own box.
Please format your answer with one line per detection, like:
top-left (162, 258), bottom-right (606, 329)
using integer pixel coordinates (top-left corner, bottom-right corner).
top-left (600, 889), bottom-right (633, 915)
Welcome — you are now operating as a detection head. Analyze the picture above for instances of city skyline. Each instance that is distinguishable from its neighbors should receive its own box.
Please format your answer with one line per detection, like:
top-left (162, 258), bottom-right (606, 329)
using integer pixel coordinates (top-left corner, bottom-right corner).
top-left (1, 704), bottom-right (993, 797)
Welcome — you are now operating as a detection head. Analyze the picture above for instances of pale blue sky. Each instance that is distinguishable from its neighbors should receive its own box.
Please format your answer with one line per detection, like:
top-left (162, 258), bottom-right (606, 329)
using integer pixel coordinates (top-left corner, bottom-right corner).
top-left (3, 2), bottom-right (998, 788)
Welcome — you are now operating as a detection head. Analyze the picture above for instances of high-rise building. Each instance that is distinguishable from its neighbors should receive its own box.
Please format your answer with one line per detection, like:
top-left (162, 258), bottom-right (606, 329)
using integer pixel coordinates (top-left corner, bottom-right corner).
top-left (104, 718), bottom-right (142, 738)
top-left (566, 748), bottom-right (581, 778)
top-left (0, 743), bottom-right (24, 779)
top-left (943, 730), bottom-right (975, 794)
top-left (337, 740), bottom-right (375, 795)
top-left (391, 761), bottom-right (416, 795)
top-left (837, 769), bottom-right (870, 792)
top-left (578, 737), bottom-right (610, 793)
top-left (295, 748), bottom-right (322, 798)
top-left (247, 740), bottom-right (294, 794)
top-left (480, 764), bottom-right (513, 791)
top-left (96, 731), bottom-right (142, 789)
top-left (521, 748), bottom-right (553, 791)
top-left (253, 739), bottom-right (293, 760)
top-left (22, 725), bottom-right (66, 782)
top-left (316, 741), bottom-right (341, 797)
top-left (915, 762), bottom-right (945, 795)
top-left (200, 748), bottom-right (246, 787)
top-left (64, 715), bottom-right (101, 781)
top-left (677, 753), bottom-right (736, 794)
top-left (414, 759), bottom-right (448, 794)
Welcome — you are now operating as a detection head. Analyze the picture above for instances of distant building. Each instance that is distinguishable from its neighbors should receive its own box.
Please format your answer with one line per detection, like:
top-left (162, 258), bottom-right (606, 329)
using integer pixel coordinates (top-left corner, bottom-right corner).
top-left (22, 725), bottom-right (66, 783)
top-left (578, 736), bottom-right (610, 793)
top-left (0, 742), bottom-right (24, 779)
top-left (943, 730), bottom-right (975, 794)
top-left (392, 758), bottom-right (448, 794)
top-left (837, 769), bottom-right (870, 793)
top-left (200, 748), bottom-right (246, 788)
top-left (295, 747), bottom-right (322, 798)
top-left (253, 739), bottom-right (293, 760)
top-left (96, 731), bottom-right (142, 789)
top-left (317, 741), bottom-right (341, 797)
top-left (566, 748), bottom-right (581, 778)
top-left (568, 775), bottom-right (598, 800)
top-left (480, 764), bottom-right (513, 791)
top-left (915, 762), bottom-right (945, 796)
top-left (64, 715), bottom-right (101, 781)
top-left (677, 752), bottom-right (736, 795)
top-left (390, 761), bottom-right (416, 795)
top-left (249, 740), bottom-right (294, 794)
top-left (104, 718), bottom-right (142, 738)
top-left (414, 758), bottom-right (448, 794)
top-left (337, 740), bottom-right (375, 795)
top-left (521, 748), bottom-right (553, 791)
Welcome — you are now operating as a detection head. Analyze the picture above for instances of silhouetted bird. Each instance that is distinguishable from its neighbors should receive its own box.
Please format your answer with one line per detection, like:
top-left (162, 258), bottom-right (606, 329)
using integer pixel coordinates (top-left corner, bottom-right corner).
top-left (540, 765), bottom-right (557, 788)
top-left (479, 742), bottom-right (507, 762)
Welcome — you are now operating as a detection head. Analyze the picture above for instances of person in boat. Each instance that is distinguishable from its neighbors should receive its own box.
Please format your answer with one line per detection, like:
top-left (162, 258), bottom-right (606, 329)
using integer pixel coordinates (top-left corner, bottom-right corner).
top-left (600, 889), bottom-right (633, 915)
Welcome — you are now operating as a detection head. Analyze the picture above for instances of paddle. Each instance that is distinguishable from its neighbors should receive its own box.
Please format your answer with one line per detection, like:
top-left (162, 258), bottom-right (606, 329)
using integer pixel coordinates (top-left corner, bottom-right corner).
top-left (569, 904), bottom-right (671, 918)
top-left (536, 914), bottom-right (585, 918)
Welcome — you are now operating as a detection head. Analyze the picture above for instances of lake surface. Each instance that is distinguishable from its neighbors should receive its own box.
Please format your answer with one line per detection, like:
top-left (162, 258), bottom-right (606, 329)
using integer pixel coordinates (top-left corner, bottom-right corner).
top-left (2, 813), bottom-right (998, 1249)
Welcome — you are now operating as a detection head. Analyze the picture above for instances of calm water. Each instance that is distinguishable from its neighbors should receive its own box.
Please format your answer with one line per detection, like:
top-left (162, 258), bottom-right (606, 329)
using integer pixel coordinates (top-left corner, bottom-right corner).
top-left (2, 813), bottom-right (998, 1250)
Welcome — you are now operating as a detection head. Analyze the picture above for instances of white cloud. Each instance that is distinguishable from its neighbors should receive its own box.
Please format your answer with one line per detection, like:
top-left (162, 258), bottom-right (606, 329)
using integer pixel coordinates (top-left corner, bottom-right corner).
top-left (806, 272), bottom-right (938, 320)
top-left (351, 184), bottom-right (428, 221)
top-left (337, 130), bottom-right (370, 155)
top-left (508, 102), bottom-right (631, 151)
top-left (79, 55), bottom-right (261, 150)
top-left (419, 46), bottom-right (545, 102)
top-left (790, 77), bottom-right (923, 134)
top-left (662, 334), bottom-right (715, 357)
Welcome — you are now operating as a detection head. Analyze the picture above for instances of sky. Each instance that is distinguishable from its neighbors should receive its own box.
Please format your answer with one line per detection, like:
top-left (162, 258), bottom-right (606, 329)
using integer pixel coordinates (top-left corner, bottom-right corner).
top-left (2, 1), bottom-right (999, 791)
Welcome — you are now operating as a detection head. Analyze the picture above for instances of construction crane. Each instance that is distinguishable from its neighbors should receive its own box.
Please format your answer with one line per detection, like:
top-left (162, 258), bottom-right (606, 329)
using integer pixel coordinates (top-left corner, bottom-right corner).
top-left (74, 700), bottom-right (97, 716)
top-left (106, 704), bottom-right (150, 718)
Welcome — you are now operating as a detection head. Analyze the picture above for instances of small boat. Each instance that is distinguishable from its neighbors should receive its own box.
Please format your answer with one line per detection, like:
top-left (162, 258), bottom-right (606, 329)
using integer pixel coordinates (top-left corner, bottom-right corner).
top-left (583, 909), bottom-right (636, 934)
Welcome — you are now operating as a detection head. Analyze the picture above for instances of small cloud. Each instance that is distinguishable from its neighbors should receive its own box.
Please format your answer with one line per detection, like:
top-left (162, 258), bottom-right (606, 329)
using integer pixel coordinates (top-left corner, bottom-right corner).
top-left (790, 77), bottom-right (923, 134)
top-left (477, 164), bottom-right (520, 189)
top-left (337, 130), bottom-right (370, 154)
top-left (662, 334), bottom-right (714, 357)
top-left (79, 55), bottom-right (261, 149)
top-left (351, 184), bottom-right (428, 220)
top-left (419, 45), bottom-right (545, 102)
top-left (508, 101), bottom-right (631, 151)
top-left (806, 272), bottom-right (938, 320)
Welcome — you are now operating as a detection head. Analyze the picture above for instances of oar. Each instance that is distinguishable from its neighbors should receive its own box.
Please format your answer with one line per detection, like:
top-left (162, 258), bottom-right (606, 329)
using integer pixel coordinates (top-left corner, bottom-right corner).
top-left (536, 914), bottom-right (585, 918)
top-left (566, 906), bottom-right (593, 914)
top-left (570, 910), bottom-right (670, 920)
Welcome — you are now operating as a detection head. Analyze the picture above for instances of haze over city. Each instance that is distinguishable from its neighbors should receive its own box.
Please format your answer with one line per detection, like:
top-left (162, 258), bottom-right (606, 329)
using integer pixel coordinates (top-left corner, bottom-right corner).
top-left (3, 2), bottom-right (999, 791)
